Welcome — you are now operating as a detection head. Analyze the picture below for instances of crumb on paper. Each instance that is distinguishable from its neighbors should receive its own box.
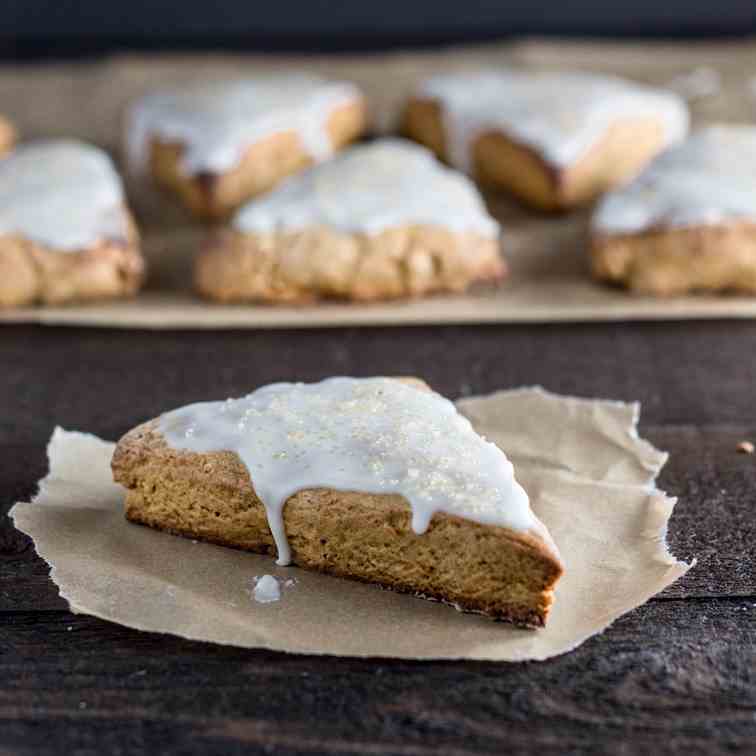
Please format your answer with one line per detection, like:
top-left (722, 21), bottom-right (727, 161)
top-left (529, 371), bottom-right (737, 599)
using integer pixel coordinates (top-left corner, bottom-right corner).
top-left (737, 440), bottom-right (754, 454)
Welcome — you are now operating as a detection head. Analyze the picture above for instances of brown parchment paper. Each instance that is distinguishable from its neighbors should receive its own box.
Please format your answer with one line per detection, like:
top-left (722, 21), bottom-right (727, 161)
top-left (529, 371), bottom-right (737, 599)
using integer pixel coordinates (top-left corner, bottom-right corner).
top-left (9, 387), bottom-right (692, 660)
top-left (1, 39), bottom-right (756, 328)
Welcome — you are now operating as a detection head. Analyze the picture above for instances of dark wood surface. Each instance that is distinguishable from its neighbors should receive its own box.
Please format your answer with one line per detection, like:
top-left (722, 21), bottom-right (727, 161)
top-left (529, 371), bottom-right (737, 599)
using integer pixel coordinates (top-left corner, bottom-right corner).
top-left (1, 322), bottom-right (755, 755)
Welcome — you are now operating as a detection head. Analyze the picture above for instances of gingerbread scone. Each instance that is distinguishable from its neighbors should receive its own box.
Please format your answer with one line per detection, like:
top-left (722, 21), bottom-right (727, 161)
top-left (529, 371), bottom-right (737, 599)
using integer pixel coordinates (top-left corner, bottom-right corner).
top-left (195, 139), bottom-right (505, 303)
top-left (591, 125), bottom-right (756, 295)
top-left (112, 377), bottom-right (564, 627)
top-left (401, 70), bottom-right (689, 211)
top-left (0, 140), bottom-right (143, 308)
top-left (126, 75), bottom-right (367, 220)
top-left (0, 115), bottom-right (16, 157)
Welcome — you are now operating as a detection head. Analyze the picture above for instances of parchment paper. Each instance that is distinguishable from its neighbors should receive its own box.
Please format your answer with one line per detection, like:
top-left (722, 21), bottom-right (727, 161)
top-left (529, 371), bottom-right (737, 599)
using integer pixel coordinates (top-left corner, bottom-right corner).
top-left (1, 39), bottom-right (756, 328)
top-left (9, 387), bottom-right (692, 660)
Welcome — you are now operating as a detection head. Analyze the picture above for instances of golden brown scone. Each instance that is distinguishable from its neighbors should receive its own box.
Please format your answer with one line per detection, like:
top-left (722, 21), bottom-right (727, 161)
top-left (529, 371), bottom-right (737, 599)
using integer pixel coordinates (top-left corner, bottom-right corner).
top-left (591, 223), bottom-right (756, 296)
top-left (0, 116), bottom-right (16, 157)
top-left (127, 76), bottom-right (368, 220)
top-left (0, 213), bottom-right (143, 308)
top-left (0, 140), bottom-right (144, 308)
top-left (195, 225), bottom-right (505, 304)
top-left (401, 71), bottom-right (688, 211)
top-left (194, 139), bottom-right (505, 303)
top-left (590, 126), bottom-right (756, 295)
top-left (112, 378), bottom-right (563, 628)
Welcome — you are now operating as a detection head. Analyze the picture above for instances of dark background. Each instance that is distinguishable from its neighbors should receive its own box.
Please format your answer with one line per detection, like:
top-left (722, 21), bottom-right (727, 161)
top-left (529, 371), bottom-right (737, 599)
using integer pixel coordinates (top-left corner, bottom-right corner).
top-left (3, 0), bottom-right (756, 59)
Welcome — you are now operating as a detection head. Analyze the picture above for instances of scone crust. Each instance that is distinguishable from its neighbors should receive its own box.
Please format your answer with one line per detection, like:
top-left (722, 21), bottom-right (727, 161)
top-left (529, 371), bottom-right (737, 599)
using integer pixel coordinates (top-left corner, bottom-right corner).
top-left (112, 411), bottom-right (563, 628)
top-left (0, 116), bottom-right (16, 157)
top-left (591, 221), bottom-right (756, 295)
top-left (401, 97), bottom-right (669, 211)
top-left (147, 99), bottom-right (368, 220)
top-left (194, 224), bottom-right (505, 303)
top-left (0, 208), bottom-right (144, 308)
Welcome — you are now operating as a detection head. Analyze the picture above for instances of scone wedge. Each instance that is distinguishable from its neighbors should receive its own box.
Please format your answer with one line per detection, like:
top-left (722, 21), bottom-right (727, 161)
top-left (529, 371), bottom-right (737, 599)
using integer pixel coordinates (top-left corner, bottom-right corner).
top-left (0, 140), bottom-right (143, 308)
top-left (112, 377), bottom-right (563, 628)
top-left (195, 140), bottom-right (505, 303)
top-left (401, 69), bottom-right (688, 211)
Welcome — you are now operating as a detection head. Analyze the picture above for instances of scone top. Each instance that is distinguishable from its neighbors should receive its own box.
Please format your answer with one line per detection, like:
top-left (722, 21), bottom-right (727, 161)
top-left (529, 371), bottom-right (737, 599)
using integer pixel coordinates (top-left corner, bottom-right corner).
top-left (0, 139), bottom-right (129, 251)
top-left (593, 124), bottom-right (756, 235)
top-left (159, 377), bottom-right (538, 566)
top-left (232, 138), bottom-right (499, 237)
top-left (126, 74), bottom-right (363, 176)
top-left (416, 69), bottom-right (689, 172)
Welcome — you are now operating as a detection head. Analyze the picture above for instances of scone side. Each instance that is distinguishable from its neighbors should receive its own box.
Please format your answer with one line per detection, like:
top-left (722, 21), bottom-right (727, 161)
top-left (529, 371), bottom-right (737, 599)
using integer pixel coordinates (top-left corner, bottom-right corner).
top-left (147, 98), bottom-right (368, 220)
top-left (0, 208), bottom-right (144, 308)
top-left (401, 96), bottom-right (670, 210)
top-left (194, 225), bottom-right (506, 304)
top-left (591, 222), bottom-right (756, 295)
top-left (112, 418), bottom-right (562, 628)
top-left (0, 116), bottom-right (17, 157)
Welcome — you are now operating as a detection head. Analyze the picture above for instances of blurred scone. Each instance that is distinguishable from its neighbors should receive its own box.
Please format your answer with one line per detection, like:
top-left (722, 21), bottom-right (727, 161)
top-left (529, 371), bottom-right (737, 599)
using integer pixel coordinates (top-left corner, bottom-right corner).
top-left (591, 125), bottom-right (756, 296)
top-left (0, 116), bottom-right (16, 156)
top-left (126, 75), bottom-right (367, 220)
top-left (0, 140), bottom-right (143, 308)
top-left (401, 69), bottom-right (688, 211)
top-left (194, 139), bottom-right (506, 303)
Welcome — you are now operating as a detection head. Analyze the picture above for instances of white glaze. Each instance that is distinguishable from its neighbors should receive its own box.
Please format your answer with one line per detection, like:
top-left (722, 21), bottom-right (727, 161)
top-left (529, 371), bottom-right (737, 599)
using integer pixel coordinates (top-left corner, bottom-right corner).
top-left (0, 139), bottom-right (128, 251)
top-left (252, 575), bottom-right (281, 603)
top-left (160, 377), bottom-right (535, 566)
top-left (127, 75), bottom-right (361, 176)
top-left (592, 125), bottom-right (756, 234)
top-left (233, 139), bottom-right (499, 237)
top-left (418, 69), bottom-right (689, 172)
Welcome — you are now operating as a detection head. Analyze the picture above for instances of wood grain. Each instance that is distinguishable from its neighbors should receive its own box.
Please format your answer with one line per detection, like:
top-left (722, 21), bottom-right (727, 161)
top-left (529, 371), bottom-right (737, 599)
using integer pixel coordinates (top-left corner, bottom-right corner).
top-left (1, 322), bottom-right (755, 754)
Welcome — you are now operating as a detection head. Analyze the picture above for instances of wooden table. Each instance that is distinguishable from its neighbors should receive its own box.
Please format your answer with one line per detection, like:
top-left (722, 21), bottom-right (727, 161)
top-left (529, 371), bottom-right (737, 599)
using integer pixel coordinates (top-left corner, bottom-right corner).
top-left (2, 321), bottom-right (754, 754)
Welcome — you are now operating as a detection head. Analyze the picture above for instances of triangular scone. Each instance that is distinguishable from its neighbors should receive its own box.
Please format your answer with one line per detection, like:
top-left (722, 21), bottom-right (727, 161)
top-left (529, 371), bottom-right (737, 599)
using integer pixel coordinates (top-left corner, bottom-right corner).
top-left (0, 140), bottom-right (143, 308)
top-left (112, 377), bottom-right (563, 628)
top-left (591, 125), bottom-right (756, 295)
top-left (126, 75), bottom-right (367, 219)
top-left (401, 69), bottom-right (688, 210)
top-left (194, 139), bottom-right (505, 303)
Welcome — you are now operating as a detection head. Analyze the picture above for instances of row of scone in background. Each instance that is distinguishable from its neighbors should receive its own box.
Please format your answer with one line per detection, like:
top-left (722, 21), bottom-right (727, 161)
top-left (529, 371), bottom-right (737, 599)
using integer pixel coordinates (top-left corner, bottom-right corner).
top-left (1, 68), bottom-right (755, 308)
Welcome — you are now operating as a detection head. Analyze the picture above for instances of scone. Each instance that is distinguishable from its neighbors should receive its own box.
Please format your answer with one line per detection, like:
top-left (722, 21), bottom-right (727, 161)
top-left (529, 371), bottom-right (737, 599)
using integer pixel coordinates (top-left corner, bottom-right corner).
top-left (401, 69), bottom-right (688, 211)
top-left (0, 140), bottom-right (143, 308)
top-left (0, 115), bottom-right (16, 156)
top-left (112, 377), bottom-right (563, 628)
top-left (126, 75), bottom-right (367, 220)
top-left (591, 125), bottom-right (756, 295)
top-left (195, 139), bottom-right (505, 303)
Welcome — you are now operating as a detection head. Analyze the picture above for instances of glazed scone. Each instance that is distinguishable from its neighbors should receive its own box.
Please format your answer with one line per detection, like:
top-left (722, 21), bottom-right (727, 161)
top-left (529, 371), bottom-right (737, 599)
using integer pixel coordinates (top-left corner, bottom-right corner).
top-left (126, 75), bottom-right (367, 220)
top-left (591, 125), bottom-right (756, 295)
top-left (401, 69), bottom-right (688, 211)
top-left (112, 377), bottom-right (564, 628)
top-left (0, 140), bottom-right (143, 308)
top-left (0, 116), bottom-right (16, 157)
top-left (195, 139), bottom-right (505, 303)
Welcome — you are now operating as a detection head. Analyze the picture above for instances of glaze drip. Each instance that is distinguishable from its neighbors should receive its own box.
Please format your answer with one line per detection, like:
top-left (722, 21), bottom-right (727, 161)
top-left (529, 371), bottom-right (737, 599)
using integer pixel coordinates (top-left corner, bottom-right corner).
top-left (159, 377), bottom-right (534, 566)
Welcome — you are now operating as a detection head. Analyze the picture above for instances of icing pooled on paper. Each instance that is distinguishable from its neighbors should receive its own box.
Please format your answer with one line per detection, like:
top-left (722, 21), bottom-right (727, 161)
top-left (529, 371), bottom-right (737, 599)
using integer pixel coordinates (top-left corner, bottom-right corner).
top-left (252, 575), bottom-right (281, 603)
top-left (233, 139), bottom-right (499, 237)
top-left (127, 75), bottom-right (361, 176)
top-left (592, 125), bottom-right (756, 234)
top-left (0, 140), bottom-right (128, 251)
top-left (159, 377), bottom-right (535, 566)
top-left (418, 69), bottom-right (689, 172)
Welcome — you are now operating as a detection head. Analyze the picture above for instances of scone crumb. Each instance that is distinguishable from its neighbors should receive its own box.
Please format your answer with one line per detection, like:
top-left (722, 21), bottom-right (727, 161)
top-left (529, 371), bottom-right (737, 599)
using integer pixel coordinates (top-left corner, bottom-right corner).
top-left (736, 440), bottom-right (755, 454)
